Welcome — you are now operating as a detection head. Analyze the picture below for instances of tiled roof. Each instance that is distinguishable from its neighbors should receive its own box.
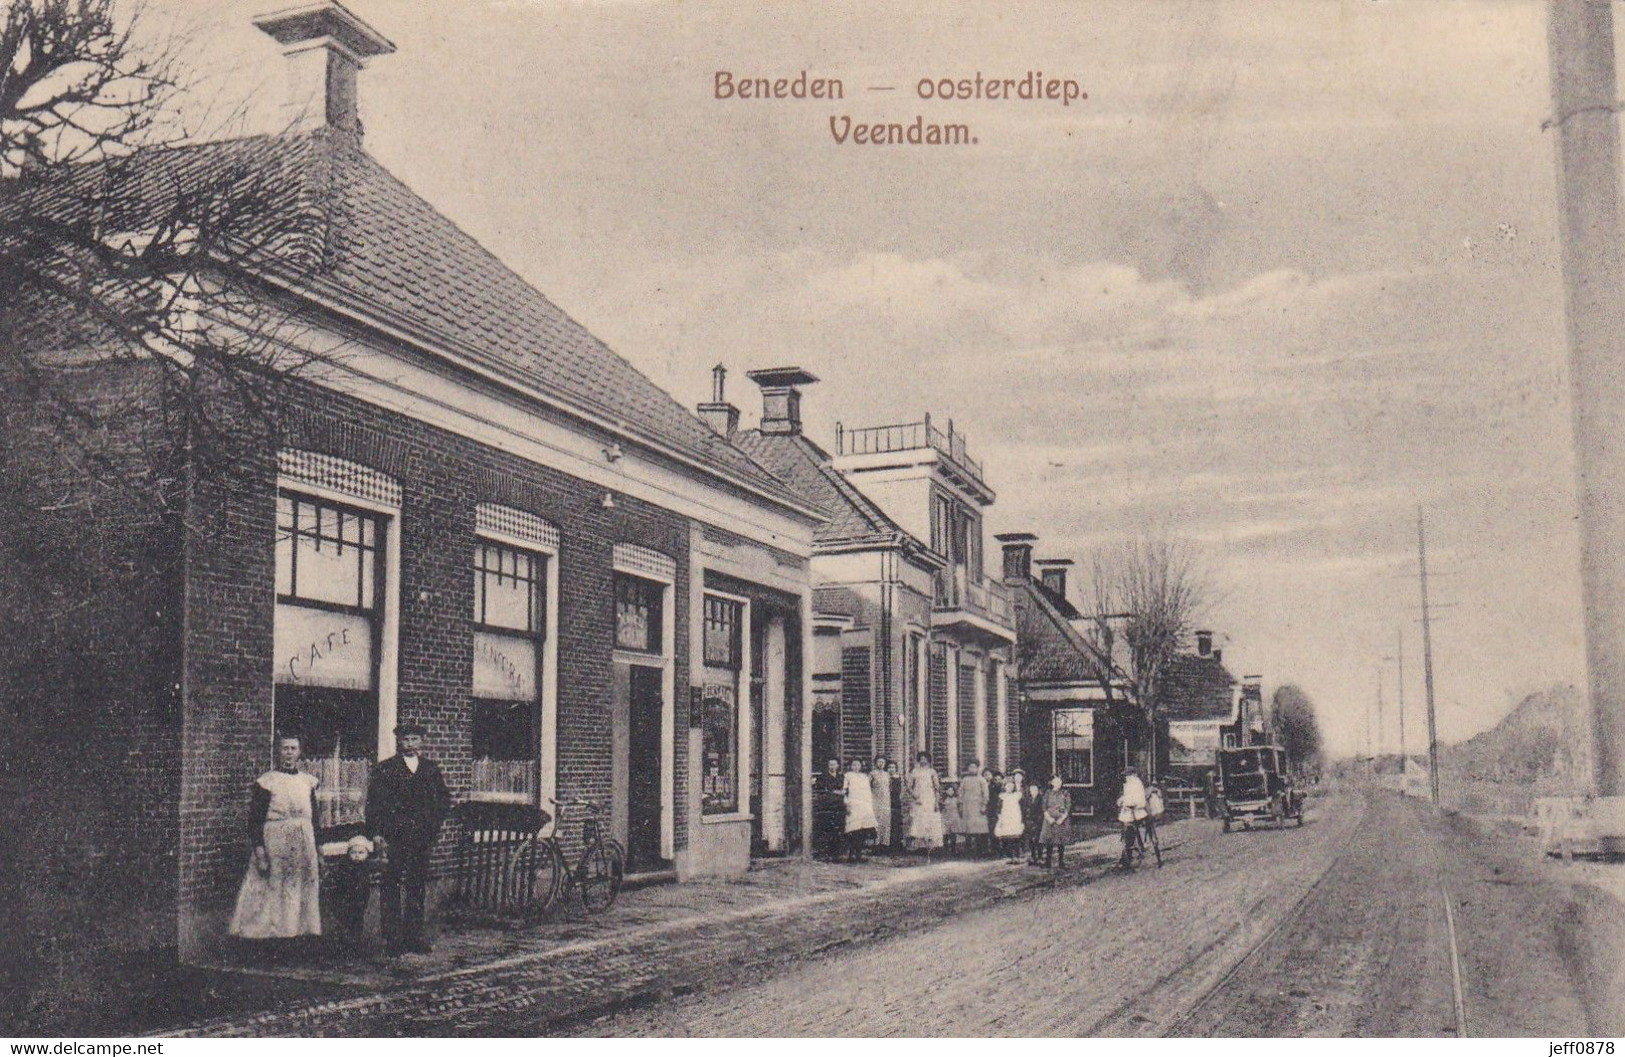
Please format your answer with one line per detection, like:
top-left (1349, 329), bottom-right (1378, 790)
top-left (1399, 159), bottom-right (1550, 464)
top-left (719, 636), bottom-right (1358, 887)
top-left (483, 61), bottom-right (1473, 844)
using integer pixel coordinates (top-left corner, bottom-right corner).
top-left (734, 429), bottom-right (922, 550)
top-left (1161, 652), bottom-right (1238, 722)
top-left (18, 131), bottom-right (806, 512)
top-left (1012, 578), bottom-right (1107, 685)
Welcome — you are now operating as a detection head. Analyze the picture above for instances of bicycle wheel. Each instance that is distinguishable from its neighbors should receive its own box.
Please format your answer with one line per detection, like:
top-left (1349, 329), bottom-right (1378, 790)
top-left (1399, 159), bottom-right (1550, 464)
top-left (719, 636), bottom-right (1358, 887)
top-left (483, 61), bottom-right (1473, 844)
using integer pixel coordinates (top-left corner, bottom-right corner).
top-left (578, 839), bottom-right (622, 914)
top-left (526, 838), bottom-right (566, 920)
top-left (1148, 824), bottom-right (1162, 868)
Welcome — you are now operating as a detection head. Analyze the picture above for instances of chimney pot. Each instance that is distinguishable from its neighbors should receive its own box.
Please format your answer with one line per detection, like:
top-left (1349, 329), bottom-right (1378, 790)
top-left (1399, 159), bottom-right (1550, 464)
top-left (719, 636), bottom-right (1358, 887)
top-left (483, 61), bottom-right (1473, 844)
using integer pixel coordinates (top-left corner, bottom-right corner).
top-left (254, 2), bottom-right (395, 142)
top-left (1196, 629), bottom-right (1214, 657)
top-left (995, 532), bottom-right (1038, 582)
top-left (1034, 557), bottom-right (1074, 601)
top-left (746, 366), bottom-right (818, 436)
top-left (697, 363), bottom-right (741, 438)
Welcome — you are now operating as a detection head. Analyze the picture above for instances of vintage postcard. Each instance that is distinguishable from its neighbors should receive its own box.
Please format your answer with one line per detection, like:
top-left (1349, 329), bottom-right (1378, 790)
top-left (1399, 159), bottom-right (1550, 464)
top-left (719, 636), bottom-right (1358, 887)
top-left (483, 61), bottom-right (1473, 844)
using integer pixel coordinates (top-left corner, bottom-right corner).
top-left (2, 0), bottom-right (1622, 1041)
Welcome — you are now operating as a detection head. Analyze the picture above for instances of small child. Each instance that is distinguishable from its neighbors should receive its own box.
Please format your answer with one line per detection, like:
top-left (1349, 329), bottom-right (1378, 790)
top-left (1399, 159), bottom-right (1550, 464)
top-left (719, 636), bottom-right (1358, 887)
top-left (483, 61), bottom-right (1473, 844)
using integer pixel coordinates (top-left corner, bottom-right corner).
top-left (940, 781), bottom-right (961, 856)
top-left (984, 769), bottom-right (1003, 859)
top-left (995, 774), bottom-right (1025, 862)
top-left (1024, 780), bottom-right (1044, 864)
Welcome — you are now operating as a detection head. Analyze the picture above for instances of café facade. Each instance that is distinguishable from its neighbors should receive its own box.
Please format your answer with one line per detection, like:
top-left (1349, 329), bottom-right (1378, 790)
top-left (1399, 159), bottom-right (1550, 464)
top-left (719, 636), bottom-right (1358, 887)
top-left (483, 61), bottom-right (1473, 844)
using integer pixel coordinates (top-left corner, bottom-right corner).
top-left (17, 2), bottom-right (826, 966)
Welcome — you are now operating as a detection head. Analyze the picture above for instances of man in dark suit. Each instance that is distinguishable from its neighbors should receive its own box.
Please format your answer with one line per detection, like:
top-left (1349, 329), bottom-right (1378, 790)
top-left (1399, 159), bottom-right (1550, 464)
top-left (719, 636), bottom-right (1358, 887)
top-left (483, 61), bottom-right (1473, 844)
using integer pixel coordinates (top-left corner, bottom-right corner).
top-left (366, 722), bottom-right (451, 954)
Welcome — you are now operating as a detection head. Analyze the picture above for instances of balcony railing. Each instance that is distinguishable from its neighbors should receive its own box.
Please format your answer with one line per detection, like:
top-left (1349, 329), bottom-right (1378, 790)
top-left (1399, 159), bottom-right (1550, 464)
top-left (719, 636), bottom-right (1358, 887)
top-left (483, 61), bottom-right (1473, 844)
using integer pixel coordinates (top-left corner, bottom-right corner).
top-left (933, 565), bottom-right (1014, 628)
top-left (836, 412), bottom-right (984, 484)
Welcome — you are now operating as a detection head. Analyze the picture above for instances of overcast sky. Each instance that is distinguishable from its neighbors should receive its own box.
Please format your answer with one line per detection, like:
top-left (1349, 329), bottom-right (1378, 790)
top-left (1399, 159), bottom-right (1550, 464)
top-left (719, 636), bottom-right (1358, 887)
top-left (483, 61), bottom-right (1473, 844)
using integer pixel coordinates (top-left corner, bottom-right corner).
top-left (161, 0), bottom-right (1591, 756)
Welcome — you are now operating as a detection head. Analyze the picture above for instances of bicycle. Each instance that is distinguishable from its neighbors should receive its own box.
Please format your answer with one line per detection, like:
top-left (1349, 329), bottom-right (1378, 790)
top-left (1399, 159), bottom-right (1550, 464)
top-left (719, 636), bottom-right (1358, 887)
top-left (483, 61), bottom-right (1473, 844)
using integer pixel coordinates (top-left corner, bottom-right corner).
top-left (1120, 813), bottom-right (1162, 870)
top-left (525, 796), bottom-right (626, 917)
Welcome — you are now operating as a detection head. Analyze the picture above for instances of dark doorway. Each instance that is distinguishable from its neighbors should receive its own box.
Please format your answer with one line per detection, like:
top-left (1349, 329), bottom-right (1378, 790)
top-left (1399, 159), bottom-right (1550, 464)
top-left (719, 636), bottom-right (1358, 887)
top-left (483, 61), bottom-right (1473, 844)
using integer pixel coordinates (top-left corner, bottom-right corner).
top-left (812, 700), bottom-right (840, 778)
top-left (627, 664), bottom-right (664, 872)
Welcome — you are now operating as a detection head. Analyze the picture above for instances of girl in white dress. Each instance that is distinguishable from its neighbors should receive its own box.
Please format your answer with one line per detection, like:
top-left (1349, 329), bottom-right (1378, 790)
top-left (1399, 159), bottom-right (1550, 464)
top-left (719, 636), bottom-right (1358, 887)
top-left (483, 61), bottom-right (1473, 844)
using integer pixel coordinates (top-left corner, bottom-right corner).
top-left (995, 774), bottom-right (1025, 862)
top-left (230, 735), bottom-right (322, 941)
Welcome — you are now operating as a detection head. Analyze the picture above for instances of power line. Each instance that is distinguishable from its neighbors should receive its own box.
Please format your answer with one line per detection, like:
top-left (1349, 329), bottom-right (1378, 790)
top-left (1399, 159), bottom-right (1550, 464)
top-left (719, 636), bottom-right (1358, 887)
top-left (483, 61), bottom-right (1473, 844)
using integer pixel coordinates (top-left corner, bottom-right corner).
top-left (1419, 508), bottom-right (1442, 805)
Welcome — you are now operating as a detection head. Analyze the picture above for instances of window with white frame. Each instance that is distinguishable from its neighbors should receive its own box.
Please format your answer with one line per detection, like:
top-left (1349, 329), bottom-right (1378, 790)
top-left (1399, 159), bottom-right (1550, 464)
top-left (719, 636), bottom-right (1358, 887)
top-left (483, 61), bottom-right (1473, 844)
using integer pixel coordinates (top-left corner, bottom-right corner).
top-left (470, 540), bottom-right (547, 802)
top-left (700, 594), bottom-right (744, 815)
top-left (274, 492), bottom-right (384, 826)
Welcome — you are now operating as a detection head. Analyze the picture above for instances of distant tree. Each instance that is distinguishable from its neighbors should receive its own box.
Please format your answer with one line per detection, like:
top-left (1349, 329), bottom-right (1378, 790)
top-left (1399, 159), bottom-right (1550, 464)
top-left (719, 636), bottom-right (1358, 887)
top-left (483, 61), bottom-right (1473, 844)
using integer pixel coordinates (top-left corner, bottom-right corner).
top-left (1270, 684), bottom-right (1323, 771)
top-left (1085, 531), bottom-right (1213, 779)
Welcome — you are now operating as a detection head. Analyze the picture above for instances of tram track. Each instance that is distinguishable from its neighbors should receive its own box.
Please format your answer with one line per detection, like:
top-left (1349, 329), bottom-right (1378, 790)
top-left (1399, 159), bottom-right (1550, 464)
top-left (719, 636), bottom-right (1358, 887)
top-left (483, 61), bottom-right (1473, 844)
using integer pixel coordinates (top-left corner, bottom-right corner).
top-left (1084, 795), bottom-right (1366, 1037)
top-left (568, 789), bottom-right (1603, 1037)
top-left (1159, 791), bottom-right (1471, 1038)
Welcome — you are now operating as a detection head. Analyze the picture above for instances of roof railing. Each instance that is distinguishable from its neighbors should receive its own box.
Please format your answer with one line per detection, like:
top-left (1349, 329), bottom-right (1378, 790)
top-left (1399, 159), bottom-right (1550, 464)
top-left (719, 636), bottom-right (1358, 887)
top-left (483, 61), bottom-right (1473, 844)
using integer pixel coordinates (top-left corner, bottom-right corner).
top-left (835, 412), bottom-right (984, 483)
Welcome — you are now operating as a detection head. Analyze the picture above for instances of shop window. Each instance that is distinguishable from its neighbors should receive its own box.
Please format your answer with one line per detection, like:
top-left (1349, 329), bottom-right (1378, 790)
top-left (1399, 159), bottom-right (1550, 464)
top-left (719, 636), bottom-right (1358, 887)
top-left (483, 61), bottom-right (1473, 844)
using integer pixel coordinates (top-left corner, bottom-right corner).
top-left (471, 541), bottom-right (546, 802)
top-left (615, 574), bottom-right (663, 654)
top-left (274, 493), bottom-right (384, 826)
top-left (701, 594), bottom-right (744, 815)
top-left (1052, 708), bottom-right (1095, 787)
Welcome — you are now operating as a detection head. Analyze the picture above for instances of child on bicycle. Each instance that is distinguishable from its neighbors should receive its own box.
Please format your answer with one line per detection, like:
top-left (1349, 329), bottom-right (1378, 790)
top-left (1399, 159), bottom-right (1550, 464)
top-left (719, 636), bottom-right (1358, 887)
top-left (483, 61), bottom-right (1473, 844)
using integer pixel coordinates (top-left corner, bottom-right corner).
top-left (1117, 764), bottom-right (1148, 867)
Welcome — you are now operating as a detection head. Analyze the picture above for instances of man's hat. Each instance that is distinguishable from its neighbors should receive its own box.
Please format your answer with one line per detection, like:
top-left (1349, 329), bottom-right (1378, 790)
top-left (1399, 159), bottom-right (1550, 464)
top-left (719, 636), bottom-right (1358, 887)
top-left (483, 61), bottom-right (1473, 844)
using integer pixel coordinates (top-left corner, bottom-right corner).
top-left (394, 721), bottom-right (426, 737)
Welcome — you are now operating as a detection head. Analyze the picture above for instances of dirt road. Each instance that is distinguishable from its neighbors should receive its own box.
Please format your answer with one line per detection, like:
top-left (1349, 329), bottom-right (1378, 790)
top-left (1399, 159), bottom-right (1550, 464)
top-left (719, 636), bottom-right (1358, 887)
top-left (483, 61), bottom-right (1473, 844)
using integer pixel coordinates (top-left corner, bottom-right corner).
top-left (573, 792), bottom-right (1615, 1037)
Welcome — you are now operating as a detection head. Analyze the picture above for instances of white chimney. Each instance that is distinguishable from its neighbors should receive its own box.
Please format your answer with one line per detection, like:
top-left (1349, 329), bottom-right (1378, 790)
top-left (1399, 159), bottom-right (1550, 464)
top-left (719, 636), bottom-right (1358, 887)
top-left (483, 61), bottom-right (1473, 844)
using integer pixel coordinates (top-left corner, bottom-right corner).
top-left (254, 2), bottom-right (395, 142)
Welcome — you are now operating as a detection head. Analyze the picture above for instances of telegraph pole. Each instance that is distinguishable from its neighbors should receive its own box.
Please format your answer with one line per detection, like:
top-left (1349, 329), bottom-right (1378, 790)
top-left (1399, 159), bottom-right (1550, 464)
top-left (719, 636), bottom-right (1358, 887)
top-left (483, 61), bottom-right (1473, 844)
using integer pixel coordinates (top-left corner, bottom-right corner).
top-left (1418, 510), bottom-right (1441, 805)
top-left (1549, 0), bottom-right (1625, 810)
top-left (1397, 627), bottom-right (1406, 772)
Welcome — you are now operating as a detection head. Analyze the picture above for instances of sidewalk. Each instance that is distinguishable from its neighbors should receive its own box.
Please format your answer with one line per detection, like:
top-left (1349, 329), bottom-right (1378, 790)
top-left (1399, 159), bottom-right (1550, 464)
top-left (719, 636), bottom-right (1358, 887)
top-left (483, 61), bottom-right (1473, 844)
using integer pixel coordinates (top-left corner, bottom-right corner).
top-left (163, 825), bottom-right (1144, 1037)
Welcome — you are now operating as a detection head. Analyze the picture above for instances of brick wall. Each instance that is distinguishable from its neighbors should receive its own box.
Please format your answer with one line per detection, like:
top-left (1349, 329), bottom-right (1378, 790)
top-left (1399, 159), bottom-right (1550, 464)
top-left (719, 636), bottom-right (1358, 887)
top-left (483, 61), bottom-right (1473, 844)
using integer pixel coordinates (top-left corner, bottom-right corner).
top-left (1, 361), bottom-right (188, 1024)
top-left (178, 378), bottom-right (698, 950)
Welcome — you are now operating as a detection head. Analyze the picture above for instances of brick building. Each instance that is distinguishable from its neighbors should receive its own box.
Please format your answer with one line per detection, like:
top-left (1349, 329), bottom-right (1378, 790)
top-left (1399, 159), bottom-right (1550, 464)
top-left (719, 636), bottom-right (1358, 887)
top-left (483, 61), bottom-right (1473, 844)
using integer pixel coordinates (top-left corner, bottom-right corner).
top-left (5, 1), bottom-right (824, 984)
top-left (1164, 632), bottom-right (1264, 787)
top-left (709, 368), bottom-right (1018, 780)
top-left (999, 534), bottom-right (1156, 820)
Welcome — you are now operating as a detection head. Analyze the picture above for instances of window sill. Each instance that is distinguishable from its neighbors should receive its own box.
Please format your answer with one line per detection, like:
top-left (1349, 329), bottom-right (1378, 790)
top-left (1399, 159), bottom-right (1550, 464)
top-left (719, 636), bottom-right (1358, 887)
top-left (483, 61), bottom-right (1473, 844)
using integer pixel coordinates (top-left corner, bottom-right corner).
top-left (699, 811), bottom-right (754, 825)
top-left (467, 792), bottom-right (533, 805)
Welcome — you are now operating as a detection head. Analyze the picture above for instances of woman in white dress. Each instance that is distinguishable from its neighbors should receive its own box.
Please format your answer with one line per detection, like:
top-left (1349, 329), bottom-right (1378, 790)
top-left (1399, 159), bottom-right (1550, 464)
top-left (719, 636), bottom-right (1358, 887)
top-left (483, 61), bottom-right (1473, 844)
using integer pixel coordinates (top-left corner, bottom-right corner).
top-left (842, 758), bottom-right (878, 862)
top-left (230, 735), bottom-right (322, 943)
top-left (905, 751), bottom-right (944, 858)
top-left (868, 756), bottom-right (893, 852)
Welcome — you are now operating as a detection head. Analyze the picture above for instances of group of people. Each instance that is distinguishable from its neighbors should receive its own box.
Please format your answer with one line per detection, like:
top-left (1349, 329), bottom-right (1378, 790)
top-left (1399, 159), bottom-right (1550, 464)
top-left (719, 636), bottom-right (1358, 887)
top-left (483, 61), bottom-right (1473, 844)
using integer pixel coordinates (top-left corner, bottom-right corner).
top-left (227, 723), bottom-right (451, 958)
top-left (814, 753), bottom-right (1078, 868)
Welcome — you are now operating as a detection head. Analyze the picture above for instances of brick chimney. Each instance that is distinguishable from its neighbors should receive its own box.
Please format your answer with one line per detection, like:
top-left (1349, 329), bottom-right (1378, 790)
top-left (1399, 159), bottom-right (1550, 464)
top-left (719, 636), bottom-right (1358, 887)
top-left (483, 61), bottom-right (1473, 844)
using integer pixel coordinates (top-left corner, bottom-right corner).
top-left (1196, 629), bottom-right (1213, 657)
top-left (697, 364), bottom-right (740, 437)
top-left (1034, 558), bottom-right (1073, 601)
top-left (746, 367), bottom-right (818, 435)
top-left (995, 532), bottom-right (1037, 582)
top-left (254, 2), bottom-right (395, 143)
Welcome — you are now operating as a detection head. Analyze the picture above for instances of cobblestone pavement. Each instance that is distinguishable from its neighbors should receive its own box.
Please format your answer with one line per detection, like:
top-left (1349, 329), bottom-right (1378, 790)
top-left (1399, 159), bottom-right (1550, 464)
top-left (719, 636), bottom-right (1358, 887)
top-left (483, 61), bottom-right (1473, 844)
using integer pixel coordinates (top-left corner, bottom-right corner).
top-left (165, 831), bottom-right (1128, 1037)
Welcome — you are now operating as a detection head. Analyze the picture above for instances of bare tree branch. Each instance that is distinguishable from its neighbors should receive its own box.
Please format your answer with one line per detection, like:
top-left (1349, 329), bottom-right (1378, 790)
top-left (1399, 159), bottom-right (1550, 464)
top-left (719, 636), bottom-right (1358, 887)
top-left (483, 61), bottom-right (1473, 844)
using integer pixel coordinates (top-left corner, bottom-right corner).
top-left (1084, 531), bottom-right (1215, 778)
